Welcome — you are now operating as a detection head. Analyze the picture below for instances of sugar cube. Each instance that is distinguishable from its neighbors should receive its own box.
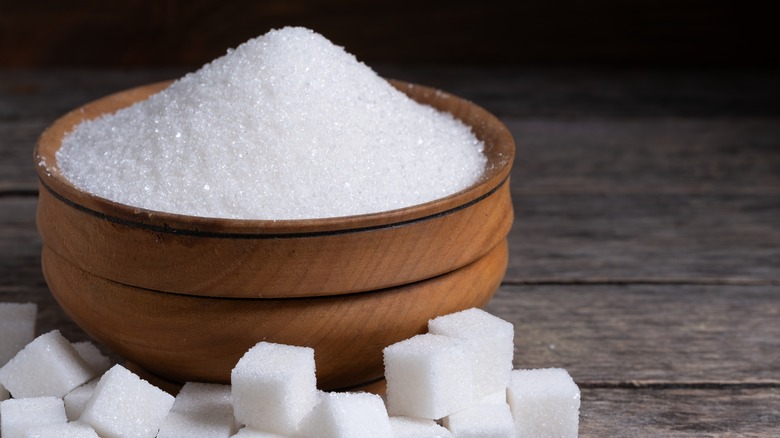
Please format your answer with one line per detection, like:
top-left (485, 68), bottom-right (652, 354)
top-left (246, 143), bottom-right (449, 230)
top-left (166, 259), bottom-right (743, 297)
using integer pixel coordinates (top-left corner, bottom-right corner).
top-left (384, 333), bottom-right (475, 420)
top-left (442, 398), bottom-right (515, 438)
top-left (389, 416), bottom-right (454, 438)
top-left (507, 368), bottom-right (580, 438)
top-left (480, 389), bottom-right (509, 405)
top-left (157, 382), bottom-right (236, 438)
top-left (428, 308), bottom-right (514, 397)
top-left (0, 330), bottom-right (95, 398)
top-left (298, 391), bottom-right (392, 438)
top-left (79, 364), bottom-right (175, 438)
top-left (0, 396), bottom-right (67, 438)
top-left (22, 421), bottom-right (100, 438)
top-left (230, 427), bottom-right (287, 437)
top-left (72, 341), bottom-right (111, 376)
top-left (231, 342), bottom-right (318, 435)
top-left (0, 302), bottom-right (37, 366)
top-left (64, 381), bottom-right (97, 421)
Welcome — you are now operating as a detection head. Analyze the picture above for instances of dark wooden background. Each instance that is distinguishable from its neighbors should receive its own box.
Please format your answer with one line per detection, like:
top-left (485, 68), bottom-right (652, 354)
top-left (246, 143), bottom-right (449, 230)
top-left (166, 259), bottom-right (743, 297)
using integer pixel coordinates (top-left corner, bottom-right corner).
top-left (0, 0), bottom-right (776, 68)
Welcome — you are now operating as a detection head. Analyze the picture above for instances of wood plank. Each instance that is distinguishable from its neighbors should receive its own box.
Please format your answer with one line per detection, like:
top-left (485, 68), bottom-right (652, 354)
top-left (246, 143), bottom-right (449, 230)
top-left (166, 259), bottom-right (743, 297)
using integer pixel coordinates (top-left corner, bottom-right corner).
top-left (506, 118), bottom-right (780, 194)
top-left (506, 193), bottom-right (780, 282)
top-left (580, 387), bottom-right (780, 436)
top-left (0, 197), bottom-right (43, 289)
top-left (0, 119), bottom-right (47, 192)
top-left (377, 67), bottom-right (780, 118)
top-left (486, 285), bottom-right (780, 384)
top-left (0, 69), bottom-right (184, 120)
top-left (502, 117), bottom-right (780, 281)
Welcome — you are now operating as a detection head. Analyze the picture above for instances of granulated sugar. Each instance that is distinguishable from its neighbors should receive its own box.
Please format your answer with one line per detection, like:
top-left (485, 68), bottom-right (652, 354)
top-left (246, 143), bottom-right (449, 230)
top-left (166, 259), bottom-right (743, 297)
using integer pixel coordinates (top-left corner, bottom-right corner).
top-left (57, 27), bottom-right (486, 220)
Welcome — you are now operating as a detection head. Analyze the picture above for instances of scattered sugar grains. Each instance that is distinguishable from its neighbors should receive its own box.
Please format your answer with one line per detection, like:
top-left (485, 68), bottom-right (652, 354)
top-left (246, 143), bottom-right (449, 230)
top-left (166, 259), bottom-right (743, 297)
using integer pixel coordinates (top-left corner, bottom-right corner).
top-left (57, 27), bottom-right (487, 220)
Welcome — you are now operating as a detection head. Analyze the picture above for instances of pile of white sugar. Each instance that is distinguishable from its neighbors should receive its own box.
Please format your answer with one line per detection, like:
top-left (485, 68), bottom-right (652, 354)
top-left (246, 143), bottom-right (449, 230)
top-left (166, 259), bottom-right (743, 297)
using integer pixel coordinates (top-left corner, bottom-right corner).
top-left (57, 27), bottom-right (487, 220)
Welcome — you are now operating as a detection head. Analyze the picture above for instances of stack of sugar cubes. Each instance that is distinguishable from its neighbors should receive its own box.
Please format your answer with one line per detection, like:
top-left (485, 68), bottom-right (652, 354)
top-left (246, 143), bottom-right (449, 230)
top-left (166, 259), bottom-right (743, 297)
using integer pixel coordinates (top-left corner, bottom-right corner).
top-left (0, 303), bottom-right (580, 437)
top-left (383, 308), bottom-right (580, 438)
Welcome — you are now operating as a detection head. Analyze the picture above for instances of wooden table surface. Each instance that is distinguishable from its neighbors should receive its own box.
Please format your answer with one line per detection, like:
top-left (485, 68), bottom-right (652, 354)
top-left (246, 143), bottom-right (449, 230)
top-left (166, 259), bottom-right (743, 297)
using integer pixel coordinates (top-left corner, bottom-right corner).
top-left (2, 67), bottom-right (779, 436)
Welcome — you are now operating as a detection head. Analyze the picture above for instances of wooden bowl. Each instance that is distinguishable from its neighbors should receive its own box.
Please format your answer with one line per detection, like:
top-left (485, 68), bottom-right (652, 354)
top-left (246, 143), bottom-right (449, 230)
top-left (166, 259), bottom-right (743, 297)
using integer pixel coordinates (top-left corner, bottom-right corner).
top-left (34, 80), bottom-right (515, 390)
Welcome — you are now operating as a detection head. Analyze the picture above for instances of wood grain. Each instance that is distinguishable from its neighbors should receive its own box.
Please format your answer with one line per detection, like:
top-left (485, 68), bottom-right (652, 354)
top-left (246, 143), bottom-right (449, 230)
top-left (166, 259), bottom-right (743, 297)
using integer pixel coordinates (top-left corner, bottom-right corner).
top-left (508, 118), bottom-right (780, 194)
top-left (486, 285), bottom-right (780, 384)
top-left (376, 67), bottom-right (780, 118)
top-left (507, 193), bottom-right (780, 282)
top-left (0, 197), bottom-right (43, 290)
top-left (580, 387), bottom-right (780, 436)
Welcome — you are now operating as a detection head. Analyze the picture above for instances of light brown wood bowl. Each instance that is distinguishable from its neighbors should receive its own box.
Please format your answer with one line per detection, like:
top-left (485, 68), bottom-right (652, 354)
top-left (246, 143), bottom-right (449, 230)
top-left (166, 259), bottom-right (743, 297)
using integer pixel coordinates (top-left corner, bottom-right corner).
top-left (34, 79), bottom-right (515, 390)
top-left (42, 240), bottom-right (506, 390)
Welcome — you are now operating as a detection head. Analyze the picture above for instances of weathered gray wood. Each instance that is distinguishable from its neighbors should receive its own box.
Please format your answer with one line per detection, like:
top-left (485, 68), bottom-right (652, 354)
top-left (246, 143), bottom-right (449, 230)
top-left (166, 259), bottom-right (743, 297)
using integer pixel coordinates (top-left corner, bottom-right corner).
top-left (376, 66), bottom-right (780, 118)
top-left (0, 197), bottom-right (43, 289)
top-left (486, 285), bottom-right (780, 384)
top-left (0, 119), bottom-right (47, 192)
top-left (506, 193), bottom-right (780, 282)
top-left (0, 69), bottom-right (183, 120)
top-left (506, 118), bottom-right (780, 194)
top-left (579, 387), bottom-right (780, 436)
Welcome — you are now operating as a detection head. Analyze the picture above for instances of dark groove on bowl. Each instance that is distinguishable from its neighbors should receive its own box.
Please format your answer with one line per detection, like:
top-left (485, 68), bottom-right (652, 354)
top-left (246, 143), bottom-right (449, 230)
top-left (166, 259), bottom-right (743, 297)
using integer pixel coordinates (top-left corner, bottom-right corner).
top-left (38, 175), bottom-right (508, 239)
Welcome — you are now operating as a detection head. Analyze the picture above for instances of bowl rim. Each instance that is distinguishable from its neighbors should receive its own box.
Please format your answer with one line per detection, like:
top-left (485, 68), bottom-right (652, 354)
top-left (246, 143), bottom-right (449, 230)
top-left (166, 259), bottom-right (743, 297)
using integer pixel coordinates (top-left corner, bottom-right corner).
top-left (34, 79), bottom-right (514, 236)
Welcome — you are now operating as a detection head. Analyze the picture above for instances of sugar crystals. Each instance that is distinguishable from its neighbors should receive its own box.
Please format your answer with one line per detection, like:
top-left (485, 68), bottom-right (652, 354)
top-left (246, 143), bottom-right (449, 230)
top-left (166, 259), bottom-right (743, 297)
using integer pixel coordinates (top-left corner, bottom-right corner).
top-left (57, 27), bottom-right (487, 220)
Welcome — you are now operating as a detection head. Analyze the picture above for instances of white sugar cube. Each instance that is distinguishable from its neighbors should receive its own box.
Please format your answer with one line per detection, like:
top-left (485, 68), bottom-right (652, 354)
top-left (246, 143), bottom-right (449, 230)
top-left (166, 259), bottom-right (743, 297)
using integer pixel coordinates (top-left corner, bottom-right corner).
top-left (64, 381), bottom-right (97, 421)
top-left (230, 427), bottom-right (287, 437)
top-left (442, 399), bottom-right (515, 437)
top-left (0, 397), bottom-right (67, 438)
top-left (384, 333), bottom-right (474, 420)
top-left (72, 342), bottom-right (111, 376)
top-left (23, 421), bottom-right (100, 438)
top-left (0, 330), bottom-right (95, 398)
top-left (231, 341), bottom-right (318, 435)
top-left (507, 368), bottom-right (580, 438)
top-left (0, 302), bottom-right (37, 366)
top-left (79, 364), bottom-right (175, 438)
top-left (428, 308), bottom-right (514, 397)
top-left (298, 391), bottom-right (392, 438)
top-left (158, 382), bottom-right (236, 438)
top-left (480, 389), bottom-right (509, 404)
top-left (389, 416), bottom-right (454, 438)
top-left (169, 381), bottom-right (233, 413)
